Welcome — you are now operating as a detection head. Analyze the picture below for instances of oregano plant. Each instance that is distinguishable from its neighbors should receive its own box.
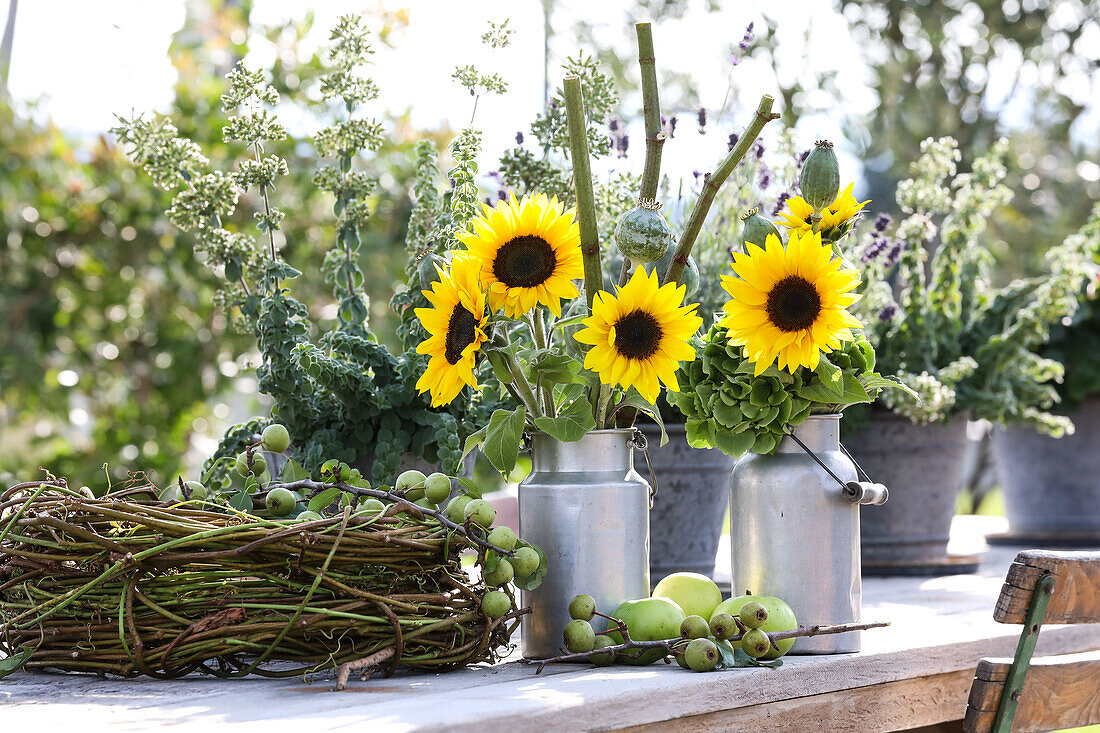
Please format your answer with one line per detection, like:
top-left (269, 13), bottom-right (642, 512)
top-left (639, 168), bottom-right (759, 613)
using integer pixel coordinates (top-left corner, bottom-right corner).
top-left (113, 15), bottom-right (491, 485)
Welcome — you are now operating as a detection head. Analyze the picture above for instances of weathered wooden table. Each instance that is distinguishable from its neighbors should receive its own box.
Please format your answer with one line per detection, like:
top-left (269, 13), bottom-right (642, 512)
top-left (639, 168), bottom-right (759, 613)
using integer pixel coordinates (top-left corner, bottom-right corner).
top-left (3, 516), bottom-right (1099, 732)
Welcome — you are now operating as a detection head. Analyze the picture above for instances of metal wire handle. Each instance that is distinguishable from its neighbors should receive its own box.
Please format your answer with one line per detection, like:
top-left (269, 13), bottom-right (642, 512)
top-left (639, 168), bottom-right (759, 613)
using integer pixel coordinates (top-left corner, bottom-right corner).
top-left (788, 432), bottom-right (849, 489)
top-left (629, 428), bottom-right (659, 505)
top-left (839, 443), bottom-right (872, 482)
top-left (787, 432), bottom-right (888, 505)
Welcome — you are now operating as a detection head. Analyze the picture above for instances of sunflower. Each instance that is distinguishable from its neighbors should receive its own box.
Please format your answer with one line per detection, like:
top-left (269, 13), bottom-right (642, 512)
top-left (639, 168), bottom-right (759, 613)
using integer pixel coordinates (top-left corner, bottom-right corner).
top-left (457, 193), bottom-right (584, 318)
top-left (573, 267), bottom-right (702, 404)
top-left (414, 253), bottom-right (490, 407)
top-left (719, 230), bottom-right (862, 375)
top-left (777, 183), bottom-right (869, 239)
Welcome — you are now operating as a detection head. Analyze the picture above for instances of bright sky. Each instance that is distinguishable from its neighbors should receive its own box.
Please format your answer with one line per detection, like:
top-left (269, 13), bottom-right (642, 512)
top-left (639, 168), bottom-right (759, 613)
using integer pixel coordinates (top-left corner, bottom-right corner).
top-left (1, 0), bottom-right (878, 184)
top-left (2, 0), bottom-right (1097, 186)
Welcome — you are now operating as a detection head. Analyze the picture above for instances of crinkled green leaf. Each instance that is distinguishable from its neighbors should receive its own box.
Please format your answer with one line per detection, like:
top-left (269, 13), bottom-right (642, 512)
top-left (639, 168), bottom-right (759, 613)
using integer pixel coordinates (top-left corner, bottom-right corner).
top-left (482, 406), bottom-right (526, 476)
top-left (534, 398), bottom-right (595, 442)
top-left (713, 427), bottom-right (756, 457)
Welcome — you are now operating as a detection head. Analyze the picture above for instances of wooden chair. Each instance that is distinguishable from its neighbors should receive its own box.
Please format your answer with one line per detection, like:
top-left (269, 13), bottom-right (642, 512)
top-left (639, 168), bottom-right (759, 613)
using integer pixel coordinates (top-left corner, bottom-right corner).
top-left (963, 550), bottom-right (1100, 733)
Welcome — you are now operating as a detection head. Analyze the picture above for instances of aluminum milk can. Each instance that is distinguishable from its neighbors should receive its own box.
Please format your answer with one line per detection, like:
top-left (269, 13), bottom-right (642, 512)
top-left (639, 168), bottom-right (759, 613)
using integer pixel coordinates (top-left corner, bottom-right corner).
top-left (519, 429), bottom-right (652, 659)
top-left (730, 414), bottom-right (887, 653)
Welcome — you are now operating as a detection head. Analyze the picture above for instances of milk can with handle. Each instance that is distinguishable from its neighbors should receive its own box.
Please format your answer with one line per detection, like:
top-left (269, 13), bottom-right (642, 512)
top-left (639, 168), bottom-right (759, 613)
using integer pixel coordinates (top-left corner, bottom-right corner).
top-left (730, 414), bottom-right (888, 653)
top-left (519, 428), bottom-right (653, 660)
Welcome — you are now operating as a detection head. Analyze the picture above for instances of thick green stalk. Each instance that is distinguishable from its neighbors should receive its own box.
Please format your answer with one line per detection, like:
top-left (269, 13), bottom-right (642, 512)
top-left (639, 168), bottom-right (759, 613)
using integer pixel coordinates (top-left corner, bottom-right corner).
top-left (505, 352), bottom-right (541, 419)
top-left (635, 22), bottom-right (665, 203)
top-left (563, 76), bottom-right (602, 310)
top-left (662, 94), bottom-right (779, 285)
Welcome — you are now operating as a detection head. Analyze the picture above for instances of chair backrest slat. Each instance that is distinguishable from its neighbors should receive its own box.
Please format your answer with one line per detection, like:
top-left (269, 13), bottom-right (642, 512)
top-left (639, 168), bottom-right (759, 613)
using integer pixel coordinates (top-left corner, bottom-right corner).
top-left (994, 550), bottom-right (1100, 625)
top-left (965, 650), bottom-right (1100, 733)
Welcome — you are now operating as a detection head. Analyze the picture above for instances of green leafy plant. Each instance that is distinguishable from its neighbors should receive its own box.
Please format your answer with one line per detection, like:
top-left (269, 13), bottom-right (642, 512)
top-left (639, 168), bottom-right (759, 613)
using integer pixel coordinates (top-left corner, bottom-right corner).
top-left (852, 138), bottom-right (1097, 435)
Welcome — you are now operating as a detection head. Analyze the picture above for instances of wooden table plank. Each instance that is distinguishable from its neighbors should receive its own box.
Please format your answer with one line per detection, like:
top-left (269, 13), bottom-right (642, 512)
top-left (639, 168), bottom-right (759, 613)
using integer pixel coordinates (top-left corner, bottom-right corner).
top-left (615, 670), bottom-right (976, 733)
top-left (2, 516), bottom-right (1098, 733)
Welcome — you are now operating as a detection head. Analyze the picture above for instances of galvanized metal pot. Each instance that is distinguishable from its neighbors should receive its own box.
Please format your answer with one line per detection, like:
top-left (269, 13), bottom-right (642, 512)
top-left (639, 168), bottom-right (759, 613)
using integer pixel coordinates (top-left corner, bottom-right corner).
top-left (519, 429), bottom-right (652, 660)
top-left (730, 414), bottom-right (885, 654)
top-left (992, 398), bottom-right (1100, 542)
top-left (845, 413), bottom-right (970, 571)
top-left (637, 422), bottom-right (735, 581)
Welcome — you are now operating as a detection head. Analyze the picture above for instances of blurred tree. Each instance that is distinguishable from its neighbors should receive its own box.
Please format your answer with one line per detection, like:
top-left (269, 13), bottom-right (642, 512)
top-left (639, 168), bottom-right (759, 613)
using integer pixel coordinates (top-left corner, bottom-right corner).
top-left (839, 0), bottom-right (1100, 279)
top-left (0, 0), bottom-right (435, 487)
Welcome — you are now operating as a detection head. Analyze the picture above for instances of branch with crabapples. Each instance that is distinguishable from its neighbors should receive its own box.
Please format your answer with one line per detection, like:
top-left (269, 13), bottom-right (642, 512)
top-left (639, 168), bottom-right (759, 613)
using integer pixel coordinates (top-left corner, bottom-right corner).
top-left (528, 611), bottom-right (889, 673)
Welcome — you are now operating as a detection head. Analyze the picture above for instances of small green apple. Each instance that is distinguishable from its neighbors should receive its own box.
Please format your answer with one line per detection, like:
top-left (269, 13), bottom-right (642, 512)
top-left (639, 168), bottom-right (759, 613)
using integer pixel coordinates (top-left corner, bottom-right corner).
top-left (607, 596), bottom-right (685, 665)
top-left (261, 423), bottom-right (290, 453)
top-left (651, 572), bottom-right (723, 620)
top-left (444, 495), bottom-right (472, 524)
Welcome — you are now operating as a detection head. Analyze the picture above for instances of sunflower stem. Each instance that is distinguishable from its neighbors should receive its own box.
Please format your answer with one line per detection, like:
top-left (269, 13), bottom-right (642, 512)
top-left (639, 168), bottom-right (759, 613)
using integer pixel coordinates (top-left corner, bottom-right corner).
top-left (635, 22), bottom-right (666, 202)
top-left (528, 312), bottom-right (556, 417)
top-left (505, 351), bottom-right (541, 419)
top-left (595, 384), bottom-right (613, 430)
top-left (563, 76), bottom-right (603, 312)
top-left (662, 94), bottom-right (780, 286)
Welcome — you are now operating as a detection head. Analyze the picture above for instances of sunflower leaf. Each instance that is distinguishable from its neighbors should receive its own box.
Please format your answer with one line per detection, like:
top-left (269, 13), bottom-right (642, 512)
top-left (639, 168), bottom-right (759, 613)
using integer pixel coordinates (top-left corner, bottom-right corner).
top-left (615, 390), bottom-right (668, 446)
top-left (549, 313), bottom-right (589, 333)
top-left (533, 398), bottom-right (595, 442)
top-left (816, 355), bottom-right (844, 392)
top-left (462, 425), bottom-right (489, 459)
top-left (529, 353), bottom-right (587, 387)
top-left (839, 373), bottom-right (872, 404)
top-left (482, 406), bottom-right (526, 476)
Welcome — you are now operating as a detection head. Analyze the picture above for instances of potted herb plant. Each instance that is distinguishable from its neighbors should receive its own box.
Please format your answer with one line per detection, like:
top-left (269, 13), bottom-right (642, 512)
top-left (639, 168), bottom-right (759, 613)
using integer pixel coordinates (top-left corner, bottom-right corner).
top-left (845, 138), bottom-right (1095, 571)
top-left (991, 206), bottom-right (1100, 541)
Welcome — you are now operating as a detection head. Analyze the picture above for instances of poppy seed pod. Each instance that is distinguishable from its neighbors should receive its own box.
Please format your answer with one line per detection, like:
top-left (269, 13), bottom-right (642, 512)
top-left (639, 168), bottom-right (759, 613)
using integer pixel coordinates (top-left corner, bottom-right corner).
top-left (615, 199), bottom-right (673, 263)
top-left (740, 208), bottom-right (781, 248)
top-left (799, 140), bottom-right (840, 212)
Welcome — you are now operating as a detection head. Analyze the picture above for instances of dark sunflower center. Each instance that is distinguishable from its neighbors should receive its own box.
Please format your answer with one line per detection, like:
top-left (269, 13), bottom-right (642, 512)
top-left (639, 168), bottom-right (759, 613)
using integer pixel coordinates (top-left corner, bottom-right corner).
top-left (445, 305), bottom-right (478, 365)
top-left (614, 310), bottom-right (663, 359)
top-left (492, 235), bottom-right (557, 287)
top-left (766, 276), bottom-right (823, 332)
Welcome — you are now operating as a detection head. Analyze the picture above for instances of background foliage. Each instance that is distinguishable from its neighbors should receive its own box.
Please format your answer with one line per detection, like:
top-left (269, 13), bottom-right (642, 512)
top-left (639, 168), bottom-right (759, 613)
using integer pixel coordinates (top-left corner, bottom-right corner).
top-left (2, 0), bottom-right (1098, 485)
